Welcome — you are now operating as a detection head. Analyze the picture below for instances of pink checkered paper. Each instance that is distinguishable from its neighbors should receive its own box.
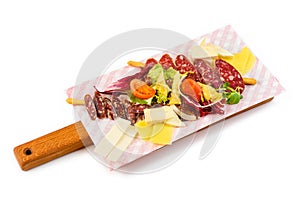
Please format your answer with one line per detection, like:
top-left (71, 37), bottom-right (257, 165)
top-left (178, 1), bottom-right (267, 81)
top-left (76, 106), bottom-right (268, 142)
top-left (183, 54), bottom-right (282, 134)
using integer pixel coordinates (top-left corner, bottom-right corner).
top-left (67, 25), bottom-right (284, 169)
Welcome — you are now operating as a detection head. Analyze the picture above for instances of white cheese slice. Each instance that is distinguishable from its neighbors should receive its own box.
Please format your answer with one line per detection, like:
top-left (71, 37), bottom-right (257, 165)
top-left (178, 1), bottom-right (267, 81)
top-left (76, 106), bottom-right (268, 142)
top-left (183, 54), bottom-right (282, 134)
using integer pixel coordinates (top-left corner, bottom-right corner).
top-left (170, 105), bottom-right (197, 121)
top-left (144, 106), bottom-right (174, 123)
top-left (114, 117), bottom-right (131, 133)
top-left (94, 124), bottom-right (124, 158)
top-left (107, 125), bottom-right (137, 162)
top-left (204, 45), bottom-right (220, 57)
top-left (165, 115), bottom-right (185, 127)
top-left (156, 69), bottom-right (167, 85)
top-left (190, 37), bottom-right (233, 60)
top-left (214, 46), bottom-right (233, 57)
top-left (190, 46), bottom-right (209, 60)
top-left (94, 118), bottom-right (131, 158)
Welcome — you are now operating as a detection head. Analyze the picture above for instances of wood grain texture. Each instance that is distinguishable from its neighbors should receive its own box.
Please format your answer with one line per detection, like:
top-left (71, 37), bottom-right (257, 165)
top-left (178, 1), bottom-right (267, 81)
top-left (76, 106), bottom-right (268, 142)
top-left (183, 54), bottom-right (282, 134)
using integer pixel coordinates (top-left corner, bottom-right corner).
top-left (14, 121), bottom-right (92, 171)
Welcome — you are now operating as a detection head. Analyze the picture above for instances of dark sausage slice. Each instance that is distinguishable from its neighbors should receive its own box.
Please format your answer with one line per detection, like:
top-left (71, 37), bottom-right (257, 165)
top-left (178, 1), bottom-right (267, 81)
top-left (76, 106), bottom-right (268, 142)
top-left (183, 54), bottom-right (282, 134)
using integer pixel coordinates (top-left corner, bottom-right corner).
top-left (93, 91), bottom-right (107, 119)
top-left (103, 97), bottom-right (115, 120)
top-left (215, 59), bottom-right (245, 93)
top-left (194, 59), bottom-right (223, 88)
top-left (112, 96), bottom-right (127, 119)
top-left (84, 94), bottom-right (97, 120)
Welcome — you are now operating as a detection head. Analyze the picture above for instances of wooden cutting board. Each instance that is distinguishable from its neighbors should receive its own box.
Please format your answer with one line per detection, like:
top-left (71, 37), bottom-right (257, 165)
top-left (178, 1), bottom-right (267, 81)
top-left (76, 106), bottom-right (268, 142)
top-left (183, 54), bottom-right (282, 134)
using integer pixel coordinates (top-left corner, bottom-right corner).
top-left (13, 97), bottom-right (274, 171)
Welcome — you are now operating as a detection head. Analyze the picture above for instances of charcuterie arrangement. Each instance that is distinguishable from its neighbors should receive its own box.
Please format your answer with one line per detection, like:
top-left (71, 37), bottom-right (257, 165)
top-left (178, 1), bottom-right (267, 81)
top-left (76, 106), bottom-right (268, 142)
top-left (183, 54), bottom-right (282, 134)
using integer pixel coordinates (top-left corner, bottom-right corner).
top-left (83, 40), bottom-right (256, 123)
top-left (67, 37), bottom-right (259, 162)
top-left (85, 43), bottom-right (254, 124)
top-left (85, 55), bottom-right (242, 123)
top-left (13, 25), bottom-right (284, 171)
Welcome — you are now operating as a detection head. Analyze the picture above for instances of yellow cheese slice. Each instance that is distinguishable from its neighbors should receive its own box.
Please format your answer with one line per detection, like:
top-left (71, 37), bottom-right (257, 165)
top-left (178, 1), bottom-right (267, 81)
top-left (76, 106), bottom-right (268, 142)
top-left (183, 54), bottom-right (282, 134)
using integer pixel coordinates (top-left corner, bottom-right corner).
top-left (147, 124), bottom-right (174, 145)
top-left (198, 83), bottom-right (222, 102)
top-left (221, 46), bottom-right (256, 75)
top-left (135, 106), bottom-right (183, 145)
top-left (200, 37), bottom-right (207, 46)
top-left (151, 123), bottom-right (165, 137)
top-left (135, 120), bottom-right (153, 139)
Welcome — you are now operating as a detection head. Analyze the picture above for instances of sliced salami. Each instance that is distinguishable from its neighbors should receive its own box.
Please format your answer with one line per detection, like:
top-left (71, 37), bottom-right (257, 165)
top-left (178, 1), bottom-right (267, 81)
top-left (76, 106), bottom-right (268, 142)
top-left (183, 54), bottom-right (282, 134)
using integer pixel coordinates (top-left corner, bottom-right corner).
top-left (194, 59), bottom-right (223, 88)
top-left (103, 97), bottom-right (115, 120)
top-left (111, 96), bottom-right (126, 119)
top-left (174, 54), bottom-right (202, 82)
top-left (159, 54), bottom-right (176, 69)
top-left (84, 94), bottom-right (97, 120)
top-left (174, 54), bottom-right (194, 73)
top-left (93, 91), bottom-right (107, 119)
top-left (144, 58), bottom-right (158, 69)
top-left (215, 59), bottom-right (245, 93)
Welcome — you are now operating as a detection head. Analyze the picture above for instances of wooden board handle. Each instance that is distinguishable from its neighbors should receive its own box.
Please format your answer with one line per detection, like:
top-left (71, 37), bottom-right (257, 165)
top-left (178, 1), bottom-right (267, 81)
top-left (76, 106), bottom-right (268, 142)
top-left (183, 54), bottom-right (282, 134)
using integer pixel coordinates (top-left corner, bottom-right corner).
top-left (14, 121), bottom-right (92, 171)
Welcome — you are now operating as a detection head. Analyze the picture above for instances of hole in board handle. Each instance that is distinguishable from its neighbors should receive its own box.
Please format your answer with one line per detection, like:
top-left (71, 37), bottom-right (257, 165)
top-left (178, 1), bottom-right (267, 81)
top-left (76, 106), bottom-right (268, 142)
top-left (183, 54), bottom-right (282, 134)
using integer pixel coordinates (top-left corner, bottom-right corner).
top-left (23, 148), bottom-right (32, 156)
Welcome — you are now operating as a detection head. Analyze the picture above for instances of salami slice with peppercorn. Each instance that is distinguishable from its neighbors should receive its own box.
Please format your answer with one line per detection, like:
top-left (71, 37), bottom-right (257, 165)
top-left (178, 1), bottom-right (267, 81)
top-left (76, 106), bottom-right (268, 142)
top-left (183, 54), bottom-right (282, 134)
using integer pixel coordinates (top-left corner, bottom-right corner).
top-left (159, 54), bottom-right (176, 69)
top-left (215, 59), bottom-right (245, 93)
top-left (174, 54), bottom-right (195, 73)
top-left (84, 94), bottom-right (97, 120)
top-left (174, 54), bottom-right (202, 82)
top-left (194, 59), bottom-right (223, 88)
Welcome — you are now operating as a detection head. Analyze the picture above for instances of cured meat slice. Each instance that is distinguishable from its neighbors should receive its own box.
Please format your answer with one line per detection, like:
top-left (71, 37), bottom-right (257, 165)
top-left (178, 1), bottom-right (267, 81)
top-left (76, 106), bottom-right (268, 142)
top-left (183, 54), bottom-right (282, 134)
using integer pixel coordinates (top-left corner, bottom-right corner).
top-left (111, 96), bottom-right (126, 119)
top-left (93, 91), bottom-right (107, 119)
top-left (159, 54), bottom-right (176, 69)
top-left (124, 100), bottom-right (150, 124)
top-left (103, 97), bottom-right (115, 120)
top-left (174, 54), bottom-right (195, 73)
top-left (215, 59), bottom-right (245, 93)
top-left (194, 59), bottom-right (223, 88)
top-left (174, 54), bottom-right (202, 82)
top-left (144, 58), bottom-right (158, 69)
top-left (84, 94), bottom-right (97, 120)
top-left (107, 58), bottom-right (158, 91)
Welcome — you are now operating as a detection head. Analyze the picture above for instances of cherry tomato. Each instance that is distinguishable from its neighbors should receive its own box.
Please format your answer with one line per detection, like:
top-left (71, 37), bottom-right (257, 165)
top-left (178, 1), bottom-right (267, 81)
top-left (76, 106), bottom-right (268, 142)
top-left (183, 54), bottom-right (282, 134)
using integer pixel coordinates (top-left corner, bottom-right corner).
top-left (130, 79), bottom-right (156, 99)
top-left (180, 78), bottom-right (203, 102)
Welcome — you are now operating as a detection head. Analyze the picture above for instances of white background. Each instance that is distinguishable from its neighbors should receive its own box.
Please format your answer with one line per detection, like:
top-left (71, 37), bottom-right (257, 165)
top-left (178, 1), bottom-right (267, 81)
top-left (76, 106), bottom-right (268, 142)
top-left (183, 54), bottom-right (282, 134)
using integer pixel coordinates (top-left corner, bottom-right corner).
top-left (1, 0), bottom-right (299, 199)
